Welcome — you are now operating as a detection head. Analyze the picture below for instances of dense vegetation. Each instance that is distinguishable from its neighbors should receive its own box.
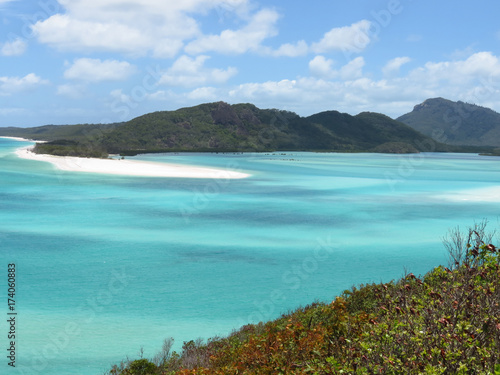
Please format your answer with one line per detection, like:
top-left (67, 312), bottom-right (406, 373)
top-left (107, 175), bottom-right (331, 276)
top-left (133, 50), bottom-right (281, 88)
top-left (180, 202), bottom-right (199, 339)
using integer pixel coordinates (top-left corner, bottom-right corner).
top-left (33, 140), bottom-right (108, 158)
top-left (103, 103), bottom-right (453, 155)
top-left (0, 101), bottom-right (473, 157)
top-left (398, 98), bottom-right (500, 148)
top-left (108, 223), bottom-right (500, 375)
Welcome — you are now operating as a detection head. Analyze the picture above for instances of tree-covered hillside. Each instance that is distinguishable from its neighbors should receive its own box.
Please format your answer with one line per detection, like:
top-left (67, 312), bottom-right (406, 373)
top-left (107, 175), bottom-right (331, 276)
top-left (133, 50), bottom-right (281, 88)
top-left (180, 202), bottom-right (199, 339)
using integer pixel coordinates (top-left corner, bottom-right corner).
top-left (1, 101), bottom-right (463, 157)
top-left (397, 98), bottom-right (500, 147)
top-left (100, 102), bottom-right (453, 155)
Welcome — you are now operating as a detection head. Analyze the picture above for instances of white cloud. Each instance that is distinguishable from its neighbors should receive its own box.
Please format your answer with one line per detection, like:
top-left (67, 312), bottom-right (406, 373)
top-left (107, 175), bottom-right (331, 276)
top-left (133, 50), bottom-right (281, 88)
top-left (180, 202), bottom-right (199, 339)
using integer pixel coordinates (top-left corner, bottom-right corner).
top-left (57, 84), bottom-right (87, 99)
top-left (64, 58), bottom-right (136, 82)
top-left (409, 52), bottom-right (500, 87)
top-left (309, 56), bottom-right (364, 80)
top-left (311, 20), bottom-right (372, 54)
top-left (185, 8), bottom-right (280, 55)
top-left (1, 38), bottom-right (27, 56)
top-left (54, 0), bottom-right (248, 19)
top-left (264, 40), bottom-right (309, 57)
top-left (457, 52), bottom-right (500, 76)
top-left (146, 90), bottom-right (175, 101)
top-left (0, 73), bottom-right (48, 96)
top-left (229, 79), bottom-right (299, 101)
top-left (90, 51), bottom-right (500, 122)
top-left (159, 55), bottom-right (237, 87)
top-left (109, 89), bottom-right (130, 102)
top-left (260, 19), bottom-right (374, 58)
top-left (33, 14), bottom-right (162, 56)
top-left (340, 57), bottom-right (365, 80)
top-left (30, 0), bottom-right (378, 61)
top-left (382, 56), bottom-right (411, 76)
top-left (58, 51), bottom-right (500, 121)
top-left (309, 56), bottom-right (336, 79)
top-left (225, 76), bottom-right (407, 117)
top-left (31, 0), bottom-right (252, 57)
top-left (224, 52), bottom-right (500, 118)
top-left (187, 87), bottom-right (219, 101)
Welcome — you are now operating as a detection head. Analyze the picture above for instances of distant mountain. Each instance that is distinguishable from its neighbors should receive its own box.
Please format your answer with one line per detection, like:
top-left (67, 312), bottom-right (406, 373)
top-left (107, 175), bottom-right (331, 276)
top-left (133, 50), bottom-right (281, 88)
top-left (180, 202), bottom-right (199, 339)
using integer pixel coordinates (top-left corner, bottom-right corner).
top-left (308, 110), bottom-right (444, 153)
top-left (0, 101), bottom-right (463, 157)
top-left (397, 98), bottom-right (500, 147)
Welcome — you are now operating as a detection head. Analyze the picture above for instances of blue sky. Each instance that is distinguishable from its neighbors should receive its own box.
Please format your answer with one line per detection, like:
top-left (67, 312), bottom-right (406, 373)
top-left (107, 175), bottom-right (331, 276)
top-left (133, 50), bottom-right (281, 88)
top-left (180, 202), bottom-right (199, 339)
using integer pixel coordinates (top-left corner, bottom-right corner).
top-left (1, 0), bottom-right (500, 127)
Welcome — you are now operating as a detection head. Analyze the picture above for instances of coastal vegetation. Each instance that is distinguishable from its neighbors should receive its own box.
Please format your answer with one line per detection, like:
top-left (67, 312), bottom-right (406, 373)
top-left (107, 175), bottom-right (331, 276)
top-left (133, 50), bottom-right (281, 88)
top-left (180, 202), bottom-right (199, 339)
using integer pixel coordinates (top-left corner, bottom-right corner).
top-left (1, 100), bottom-right (490, 158)
top-left (107, 223), bottom-right (500, 375)
top-left (33, 139), bottom-right (108, 158)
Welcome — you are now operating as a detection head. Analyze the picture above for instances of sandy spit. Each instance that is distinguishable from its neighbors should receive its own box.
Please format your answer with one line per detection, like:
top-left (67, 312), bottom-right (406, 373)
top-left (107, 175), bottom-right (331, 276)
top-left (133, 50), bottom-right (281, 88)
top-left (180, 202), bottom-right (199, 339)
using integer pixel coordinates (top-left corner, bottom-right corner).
top-left (13, 145), bottom-right (250, 179)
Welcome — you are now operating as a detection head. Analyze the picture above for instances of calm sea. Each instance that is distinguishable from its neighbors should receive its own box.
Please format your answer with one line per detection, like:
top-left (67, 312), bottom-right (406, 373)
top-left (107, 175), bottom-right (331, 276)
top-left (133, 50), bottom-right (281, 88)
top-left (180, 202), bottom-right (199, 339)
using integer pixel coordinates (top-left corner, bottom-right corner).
top-left (1, 137), bottom-right (499, 374)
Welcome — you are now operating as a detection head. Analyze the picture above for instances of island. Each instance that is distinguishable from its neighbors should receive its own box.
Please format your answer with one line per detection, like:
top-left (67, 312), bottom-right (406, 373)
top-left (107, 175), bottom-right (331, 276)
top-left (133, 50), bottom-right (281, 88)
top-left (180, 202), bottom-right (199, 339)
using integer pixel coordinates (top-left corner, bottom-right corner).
top-left (2, 100), bottom-right (493, 160)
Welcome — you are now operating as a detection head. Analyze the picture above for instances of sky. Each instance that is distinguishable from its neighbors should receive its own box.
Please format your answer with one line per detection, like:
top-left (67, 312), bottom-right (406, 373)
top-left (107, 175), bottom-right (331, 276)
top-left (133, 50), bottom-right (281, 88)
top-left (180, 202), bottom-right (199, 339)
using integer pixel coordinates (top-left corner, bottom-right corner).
top-left (1, 0), bottom-right (500, 127)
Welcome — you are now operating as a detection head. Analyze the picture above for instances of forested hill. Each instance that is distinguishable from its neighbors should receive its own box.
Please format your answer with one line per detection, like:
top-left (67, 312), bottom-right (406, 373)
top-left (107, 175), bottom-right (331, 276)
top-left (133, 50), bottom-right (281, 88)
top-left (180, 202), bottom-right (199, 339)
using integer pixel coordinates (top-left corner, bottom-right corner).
top-left (397, 97), bottom-right (500, 147)
top-left (0, 101), bottom-right (472, 157)
top-left (99, 102), bottom-right (449, 155)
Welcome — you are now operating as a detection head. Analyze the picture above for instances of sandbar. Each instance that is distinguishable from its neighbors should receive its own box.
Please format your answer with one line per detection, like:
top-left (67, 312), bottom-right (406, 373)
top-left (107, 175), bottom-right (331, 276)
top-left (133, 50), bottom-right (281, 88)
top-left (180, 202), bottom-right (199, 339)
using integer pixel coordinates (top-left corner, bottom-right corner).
top-left (14, 145), bottom-right (250, 179)
top-left (435, 187), bottom-right (500, 202)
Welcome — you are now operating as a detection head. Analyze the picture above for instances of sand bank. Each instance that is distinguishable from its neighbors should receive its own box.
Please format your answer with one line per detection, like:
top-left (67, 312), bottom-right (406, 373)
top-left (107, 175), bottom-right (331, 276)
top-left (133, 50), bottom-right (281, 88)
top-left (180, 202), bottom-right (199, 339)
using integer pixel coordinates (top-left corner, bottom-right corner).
top-left (14, 146), bottom-right (250, 179)
top-left (435, 186), bottom-right (500, 202)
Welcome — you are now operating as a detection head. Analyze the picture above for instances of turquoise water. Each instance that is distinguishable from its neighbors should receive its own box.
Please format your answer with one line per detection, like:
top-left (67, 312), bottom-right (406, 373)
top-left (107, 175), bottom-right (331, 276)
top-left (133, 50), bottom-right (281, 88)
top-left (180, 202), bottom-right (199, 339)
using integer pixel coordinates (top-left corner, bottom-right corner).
top-left (1, 137), bottom-right (500, 374)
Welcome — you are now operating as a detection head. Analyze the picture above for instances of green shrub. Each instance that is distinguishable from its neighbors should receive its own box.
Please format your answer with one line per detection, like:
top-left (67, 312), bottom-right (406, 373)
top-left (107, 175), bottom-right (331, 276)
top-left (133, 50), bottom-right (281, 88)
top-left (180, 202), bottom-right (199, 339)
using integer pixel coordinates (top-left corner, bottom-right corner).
top-left (127, 359), bottom-right (156, 375)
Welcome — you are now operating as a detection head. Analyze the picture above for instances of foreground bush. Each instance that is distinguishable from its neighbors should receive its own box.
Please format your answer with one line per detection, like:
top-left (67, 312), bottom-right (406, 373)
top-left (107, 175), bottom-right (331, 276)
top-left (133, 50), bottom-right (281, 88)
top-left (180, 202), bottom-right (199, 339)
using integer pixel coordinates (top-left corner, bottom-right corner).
top-left (108, 223), bottom-right (500, 374)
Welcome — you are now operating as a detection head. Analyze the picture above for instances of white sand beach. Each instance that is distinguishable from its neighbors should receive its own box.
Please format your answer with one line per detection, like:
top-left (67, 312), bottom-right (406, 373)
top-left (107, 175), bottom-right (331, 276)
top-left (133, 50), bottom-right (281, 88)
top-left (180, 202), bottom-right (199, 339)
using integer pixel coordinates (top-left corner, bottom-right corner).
top-left (14, 146), bottom-right (250, 179)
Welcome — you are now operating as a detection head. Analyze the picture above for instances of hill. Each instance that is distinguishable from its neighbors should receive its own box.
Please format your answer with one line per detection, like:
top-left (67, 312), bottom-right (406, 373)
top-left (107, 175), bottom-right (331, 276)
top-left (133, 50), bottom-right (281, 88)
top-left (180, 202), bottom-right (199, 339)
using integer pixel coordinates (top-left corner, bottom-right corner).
top-left (397, 98), bottom-right (500, 148)
top-left (100, 103), bottom-right (448, 155)
top-left (307, 110), bottom-right (444, 153)
top-left (108, 223), bottom-right (500, 374)
top-left (0, 102), bottom-right (456, 157)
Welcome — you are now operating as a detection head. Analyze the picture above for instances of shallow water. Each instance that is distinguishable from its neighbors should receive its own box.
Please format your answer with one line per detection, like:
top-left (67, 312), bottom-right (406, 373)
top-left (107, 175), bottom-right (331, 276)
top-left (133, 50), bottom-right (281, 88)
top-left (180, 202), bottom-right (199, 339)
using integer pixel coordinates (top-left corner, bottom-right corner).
top-left (1, 138), bottom-right (499, 374)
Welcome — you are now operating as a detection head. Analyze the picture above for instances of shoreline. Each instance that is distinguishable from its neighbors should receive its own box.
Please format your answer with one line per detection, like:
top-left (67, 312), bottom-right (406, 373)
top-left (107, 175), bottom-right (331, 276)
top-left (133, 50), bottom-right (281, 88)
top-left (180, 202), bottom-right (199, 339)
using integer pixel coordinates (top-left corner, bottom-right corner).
top-left (12, 144), bottom-right (250, 179)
